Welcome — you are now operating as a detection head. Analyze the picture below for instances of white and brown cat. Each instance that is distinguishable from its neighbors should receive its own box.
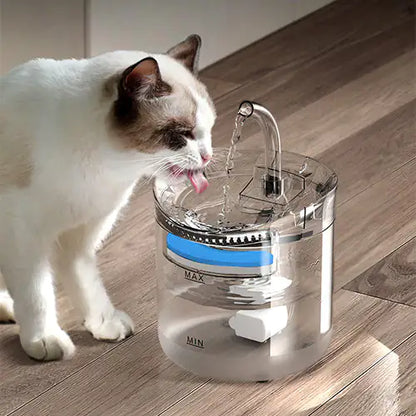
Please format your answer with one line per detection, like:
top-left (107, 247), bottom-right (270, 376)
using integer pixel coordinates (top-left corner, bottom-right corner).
top-left (0, 35), bottom-right (215, 361)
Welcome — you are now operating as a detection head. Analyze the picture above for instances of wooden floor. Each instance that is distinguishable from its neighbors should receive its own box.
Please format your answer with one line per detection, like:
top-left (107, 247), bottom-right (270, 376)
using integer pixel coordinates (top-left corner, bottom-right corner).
top-left (1, 0), bottom-right (415, 415)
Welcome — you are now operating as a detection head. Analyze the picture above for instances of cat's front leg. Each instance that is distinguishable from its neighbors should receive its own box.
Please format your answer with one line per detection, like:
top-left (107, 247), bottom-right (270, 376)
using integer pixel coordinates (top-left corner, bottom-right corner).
top-left (53, 218), bottom-right (134, 342)
top-left (0, 234), bottom-right (75, 360)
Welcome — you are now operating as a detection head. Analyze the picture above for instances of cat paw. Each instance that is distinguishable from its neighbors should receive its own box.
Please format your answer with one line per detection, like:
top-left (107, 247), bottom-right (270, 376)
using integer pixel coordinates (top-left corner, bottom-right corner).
top-left (85, 309), bottom-right (134, 342)
top-left (21, 329), bottom-right (75, 361)
top-left (0, 292), bottom-right (15, 323)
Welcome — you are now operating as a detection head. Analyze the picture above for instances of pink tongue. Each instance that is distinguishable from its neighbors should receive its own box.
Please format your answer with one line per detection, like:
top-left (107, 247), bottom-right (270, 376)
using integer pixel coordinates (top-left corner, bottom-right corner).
top-left (187, 170), bottom-right (209, 193)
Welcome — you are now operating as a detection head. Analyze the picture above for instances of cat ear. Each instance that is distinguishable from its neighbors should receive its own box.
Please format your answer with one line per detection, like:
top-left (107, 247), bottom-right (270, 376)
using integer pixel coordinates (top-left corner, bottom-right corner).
top-left (167, 34), bottom-right (201, 75)
top-left (120, 57), bottom-right (171, 99)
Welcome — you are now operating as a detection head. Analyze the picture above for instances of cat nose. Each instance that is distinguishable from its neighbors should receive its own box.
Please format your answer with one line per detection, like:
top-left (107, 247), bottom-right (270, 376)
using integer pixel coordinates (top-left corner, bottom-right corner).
top-left (201, 154), bottom-right (212, 163)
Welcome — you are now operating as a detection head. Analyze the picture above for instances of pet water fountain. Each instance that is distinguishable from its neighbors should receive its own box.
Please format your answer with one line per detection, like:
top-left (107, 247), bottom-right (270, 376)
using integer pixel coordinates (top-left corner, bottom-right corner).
top-left (154, 101), bottom-right (337, 382)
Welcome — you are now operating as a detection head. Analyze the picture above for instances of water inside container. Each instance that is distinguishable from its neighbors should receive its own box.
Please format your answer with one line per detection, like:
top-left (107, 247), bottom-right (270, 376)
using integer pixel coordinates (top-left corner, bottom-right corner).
top-left (157, 152), bottom-right (335, 242)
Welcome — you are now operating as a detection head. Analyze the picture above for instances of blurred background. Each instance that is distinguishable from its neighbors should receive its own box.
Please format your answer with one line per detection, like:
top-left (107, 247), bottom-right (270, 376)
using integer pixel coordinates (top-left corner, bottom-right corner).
top-left (0, 0), bottom-right (334, 74)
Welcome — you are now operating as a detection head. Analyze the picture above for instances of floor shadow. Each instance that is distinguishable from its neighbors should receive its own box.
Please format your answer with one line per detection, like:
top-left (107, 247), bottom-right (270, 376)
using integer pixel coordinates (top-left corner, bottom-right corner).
top-left (0, 319), bottom-right (16, 324)
top-left (67, 329), bottom-right (101, 348)
top-left (0, 331), bottom-right (41, 366)
top-left (0, 328), bottom-right (107, 366)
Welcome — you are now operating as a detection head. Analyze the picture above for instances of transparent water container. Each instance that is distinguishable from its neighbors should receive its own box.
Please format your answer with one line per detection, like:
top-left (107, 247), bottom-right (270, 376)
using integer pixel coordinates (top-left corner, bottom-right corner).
top-left (154, 102), bottom-right (337, 382)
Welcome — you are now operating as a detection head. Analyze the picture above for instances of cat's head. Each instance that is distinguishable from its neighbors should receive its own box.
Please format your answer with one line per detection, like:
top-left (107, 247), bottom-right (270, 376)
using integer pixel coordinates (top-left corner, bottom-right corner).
top-left (109, 35), bottom-right (215, 193)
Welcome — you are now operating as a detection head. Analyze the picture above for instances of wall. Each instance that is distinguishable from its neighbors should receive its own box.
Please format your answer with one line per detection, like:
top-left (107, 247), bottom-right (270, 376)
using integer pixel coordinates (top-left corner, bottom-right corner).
top-left (88, 0), bottom-right (335, 69)
top-left (0, 0), bottom-right (85, 74)
top-left (0, 0), bottom-right (334, 74)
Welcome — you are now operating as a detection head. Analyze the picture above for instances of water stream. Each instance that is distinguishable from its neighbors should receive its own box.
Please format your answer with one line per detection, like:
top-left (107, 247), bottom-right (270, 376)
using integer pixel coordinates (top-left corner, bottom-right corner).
top-left (217, 113), bottom-right (249, 226)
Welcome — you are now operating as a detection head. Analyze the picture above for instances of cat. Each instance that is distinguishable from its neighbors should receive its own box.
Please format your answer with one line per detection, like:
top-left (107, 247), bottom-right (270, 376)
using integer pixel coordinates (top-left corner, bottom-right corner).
top-left (0, 34), bottom-right (215, 361)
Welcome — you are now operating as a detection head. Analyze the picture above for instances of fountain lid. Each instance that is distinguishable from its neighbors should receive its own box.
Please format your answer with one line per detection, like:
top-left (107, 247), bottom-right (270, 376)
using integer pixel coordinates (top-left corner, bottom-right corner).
top-left (154, 150), bottom-right (337, 246)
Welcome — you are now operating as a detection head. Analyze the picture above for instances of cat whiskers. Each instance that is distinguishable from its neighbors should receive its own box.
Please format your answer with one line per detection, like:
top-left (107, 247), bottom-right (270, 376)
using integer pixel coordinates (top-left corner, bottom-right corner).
top-left (143, 155), bottom-right (188, 184)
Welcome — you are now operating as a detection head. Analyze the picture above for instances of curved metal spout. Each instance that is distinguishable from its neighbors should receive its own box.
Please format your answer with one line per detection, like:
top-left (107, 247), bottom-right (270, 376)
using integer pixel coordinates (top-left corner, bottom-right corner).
top-left (238, 101), bottom-right (282, 194)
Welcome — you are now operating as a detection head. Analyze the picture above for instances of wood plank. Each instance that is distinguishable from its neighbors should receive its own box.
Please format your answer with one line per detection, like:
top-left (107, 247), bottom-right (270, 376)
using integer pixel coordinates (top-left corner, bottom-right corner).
top-left (239, 50), bottom-right (416, 156)
top-left (334, 159), bottom-right (416, 290)
top-left (345, 236), bottom-right (416, 307)
top-left (202, 0), bottom-right (414, 84)
top-left (313, 334), bottom-right (416, 416)
top-left (199, 76), bottom-right (240, 101)
top-left (317, 100), bottom-right (416, 205)
top-left (212, 19), bottom-right (415, 146)
top-left (10, 291), bottom-right (416, 416)
top-left (9, 323), bottom-right (204, 416)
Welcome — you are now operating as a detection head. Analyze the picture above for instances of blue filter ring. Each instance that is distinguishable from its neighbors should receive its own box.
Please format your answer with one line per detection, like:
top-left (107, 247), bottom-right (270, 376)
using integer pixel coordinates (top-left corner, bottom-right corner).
top-left (166, 233), bottom-right (274, 276)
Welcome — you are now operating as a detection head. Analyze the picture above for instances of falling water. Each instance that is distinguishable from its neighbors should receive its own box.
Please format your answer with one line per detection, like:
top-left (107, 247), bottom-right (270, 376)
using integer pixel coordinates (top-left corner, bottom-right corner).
top-left (217, 113), bottom-right (249, 226)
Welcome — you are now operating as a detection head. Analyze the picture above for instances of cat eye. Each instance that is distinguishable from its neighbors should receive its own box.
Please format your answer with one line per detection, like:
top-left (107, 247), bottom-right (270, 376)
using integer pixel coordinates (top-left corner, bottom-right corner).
top-left (183, 131), bottom-right (195, 140)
